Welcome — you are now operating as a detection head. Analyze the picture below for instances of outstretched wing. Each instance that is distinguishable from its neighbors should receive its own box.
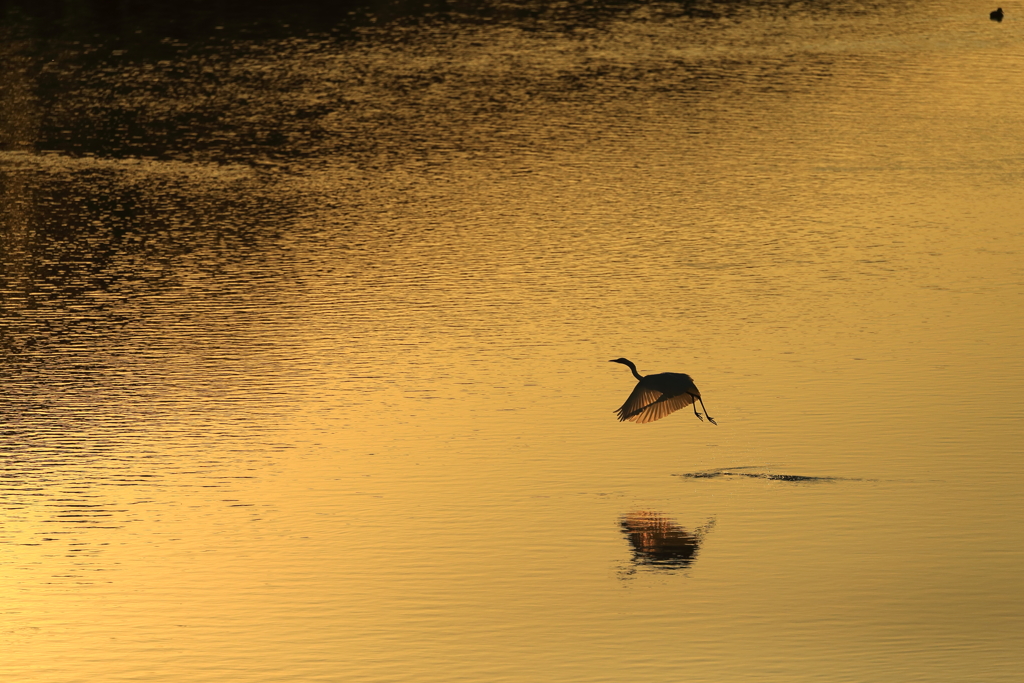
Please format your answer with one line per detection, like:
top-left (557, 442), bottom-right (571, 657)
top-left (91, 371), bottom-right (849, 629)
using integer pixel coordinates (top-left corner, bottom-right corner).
top-left (615, 384), bottom-right (696, 424)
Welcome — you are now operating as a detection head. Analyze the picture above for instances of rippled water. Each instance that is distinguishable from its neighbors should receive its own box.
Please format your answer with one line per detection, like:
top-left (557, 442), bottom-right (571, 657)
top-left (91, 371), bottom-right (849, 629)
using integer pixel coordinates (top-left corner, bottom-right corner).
top-left (3, 1), bottom-right (1023, 681)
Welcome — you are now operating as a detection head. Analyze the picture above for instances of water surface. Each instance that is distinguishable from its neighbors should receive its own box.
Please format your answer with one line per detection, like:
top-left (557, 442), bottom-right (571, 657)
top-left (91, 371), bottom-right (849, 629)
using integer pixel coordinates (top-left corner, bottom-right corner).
top-left (2, 1), bottom-right (1023, 681)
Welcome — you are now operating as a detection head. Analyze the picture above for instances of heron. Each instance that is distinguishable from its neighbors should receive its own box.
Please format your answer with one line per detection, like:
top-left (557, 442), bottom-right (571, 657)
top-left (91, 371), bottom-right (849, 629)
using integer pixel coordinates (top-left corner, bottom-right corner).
top-left (610, 358), bottom-right (717, 425)
top-left (991, 7), bottom-right (1003, 21)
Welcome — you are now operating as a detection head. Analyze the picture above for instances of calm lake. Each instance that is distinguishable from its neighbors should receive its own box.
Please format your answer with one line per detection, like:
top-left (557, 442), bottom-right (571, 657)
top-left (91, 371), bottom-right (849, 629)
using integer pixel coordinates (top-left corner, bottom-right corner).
top-left (2, 0), bottom-right (1022, 681)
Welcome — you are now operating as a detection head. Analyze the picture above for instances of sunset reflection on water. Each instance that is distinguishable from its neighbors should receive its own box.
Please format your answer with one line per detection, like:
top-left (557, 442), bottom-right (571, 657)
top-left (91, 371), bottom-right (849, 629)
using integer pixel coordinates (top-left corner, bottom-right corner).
top-left (2, 1), bottom-right (1023, 681)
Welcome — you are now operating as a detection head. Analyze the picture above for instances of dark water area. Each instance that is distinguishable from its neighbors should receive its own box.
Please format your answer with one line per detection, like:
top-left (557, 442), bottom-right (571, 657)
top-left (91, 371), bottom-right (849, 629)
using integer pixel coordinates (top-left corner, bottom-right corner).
top-left (0, 0), bottom-right (758, 44)
top-left (2, 0), bottom-right (906, 163)
top-left (2, 0), bottom-right (394, 40)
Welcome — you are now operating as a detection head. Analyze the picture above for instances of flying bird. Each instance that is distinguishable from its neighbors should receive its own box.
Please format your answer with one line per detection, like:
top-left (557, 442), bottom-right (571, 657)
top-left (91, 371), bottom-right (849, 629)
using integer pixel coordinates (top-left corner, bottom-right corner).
top-left (610, 358), bottom-right (717, 425)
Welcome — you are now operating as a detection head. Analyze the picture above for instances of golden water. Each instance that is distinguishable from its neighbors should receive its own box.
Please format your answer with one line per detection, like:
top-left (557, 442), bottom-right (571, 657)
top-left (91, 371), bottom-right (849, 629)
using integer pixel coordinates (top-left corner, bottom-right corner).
top-left (2, 1), bottom-right (1022, 681)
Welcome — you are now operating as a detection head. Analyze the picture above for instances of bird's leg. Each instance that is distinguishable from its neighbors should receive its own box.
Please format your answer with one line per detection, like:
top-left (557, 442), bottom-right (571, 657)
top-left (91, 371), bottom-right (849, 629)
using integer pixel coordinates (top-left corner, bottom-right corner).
top-left (698, 397), bottom-right (717, 425)
top-left (690, 395), bottom-right (704, 421)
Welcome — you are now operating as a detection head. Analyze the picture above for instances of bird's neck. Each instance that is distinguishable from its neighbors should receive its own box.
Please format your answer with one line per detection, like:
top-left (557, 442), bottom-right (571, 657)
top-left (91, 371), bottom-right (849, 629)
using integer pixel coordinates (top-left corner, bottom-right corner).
top-left (624, 361), bottom-right (644, 381)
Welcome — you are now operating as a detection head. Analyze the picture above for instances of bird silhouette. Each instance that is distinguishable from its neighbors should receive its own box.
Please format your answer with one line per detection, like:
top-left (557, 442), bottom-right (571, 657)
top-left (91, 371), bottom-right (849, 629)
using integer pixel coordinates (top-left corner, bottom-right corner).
top-left (610, 358), bottom-right (717, 425)
top-left (991, 7), bottom-right (1003, 22)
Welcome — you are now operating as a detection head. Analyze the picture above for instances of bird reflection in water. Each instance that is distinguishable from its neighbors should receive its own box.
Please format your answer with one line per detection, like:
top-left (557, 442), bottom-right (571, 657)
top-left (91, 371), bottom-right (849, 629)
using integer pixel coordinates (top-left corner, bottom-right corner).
top-left (619, 511), bottom-right (715, 576)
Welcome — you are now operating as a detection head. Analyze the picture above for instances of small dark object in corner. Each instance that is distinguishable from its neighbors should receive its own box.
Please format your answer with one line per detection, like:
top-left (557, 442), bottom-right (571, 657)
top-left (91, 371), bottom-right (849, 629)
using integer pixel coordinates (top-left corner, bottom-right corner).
top-left (991, 8), bottom-right (1004, 22)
